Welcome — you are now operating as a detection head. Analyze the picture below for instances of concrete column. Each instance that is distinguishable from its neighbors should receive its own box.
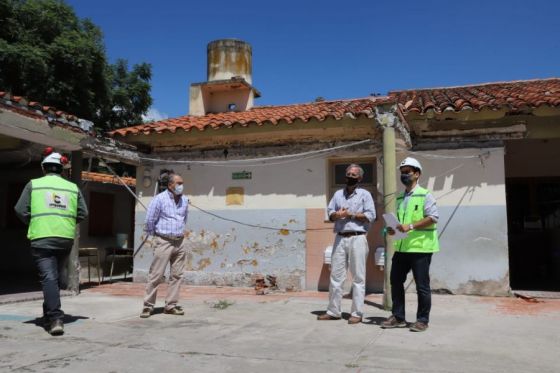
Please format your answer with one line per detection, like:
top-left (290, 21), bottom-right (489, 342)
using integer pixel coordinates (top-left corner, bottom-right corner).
top-left (382, 126), bottom-right (397, 310)
top-left (67, 150), bottom-right (83, 293)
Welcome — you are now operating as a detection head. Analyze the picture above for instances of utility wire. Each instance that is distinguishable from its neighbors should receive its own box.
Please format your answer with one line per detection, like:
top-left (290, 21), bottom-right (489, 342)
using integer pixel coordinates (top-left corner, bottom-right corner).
top-left (189, 202), bottom-right (333, 233)
top-left (136, 139), bottom-right (372, 166)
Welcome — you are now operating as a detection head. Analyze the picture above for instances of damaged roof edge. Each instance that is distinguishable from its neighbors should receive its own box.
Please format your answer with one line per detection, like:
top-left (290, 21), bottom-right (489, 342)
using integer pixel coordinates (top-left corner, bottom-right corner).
top-left (80, 136), bottom-right (143, 166)
top-left (374, 103), bottom-right (412, 148)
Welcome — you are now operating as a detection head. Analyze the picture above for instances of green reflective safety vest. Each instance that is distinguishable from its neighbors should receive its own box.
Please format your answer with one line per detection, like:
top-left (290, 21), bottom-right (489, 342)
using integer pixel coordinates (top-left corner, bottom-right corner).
top-left (28, 175), bottom-right (79, 241)
top-left (395, 186), bottom-right (440, 253)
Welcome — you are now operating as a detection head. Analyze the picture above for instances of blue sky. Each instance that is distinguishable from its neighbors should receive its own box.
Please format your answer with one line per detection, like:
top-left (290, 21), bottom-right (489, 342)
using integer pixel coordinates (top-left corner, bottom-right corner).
top-left (67, 0), bottom-right (560, 120)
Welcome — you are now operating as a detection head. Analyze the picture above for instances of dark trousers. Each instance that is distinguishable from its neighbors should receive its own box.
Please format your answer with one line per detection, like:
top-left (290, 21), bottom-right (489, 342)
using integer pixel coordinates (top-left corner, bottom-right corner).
top-left (31, 248), bottom-right (70, 322)
top-left (390, 252), bottom-right (433, 324)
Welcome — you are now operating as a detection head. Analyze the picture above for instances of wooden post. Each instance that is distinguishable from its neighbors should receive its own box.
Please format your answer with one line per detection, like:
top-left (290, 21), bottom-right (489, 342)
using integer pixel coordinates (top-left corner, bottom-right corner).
top-left (382, 125), bottom-right (397, 310)
top-left (67, 150), bottom-right (83, 293)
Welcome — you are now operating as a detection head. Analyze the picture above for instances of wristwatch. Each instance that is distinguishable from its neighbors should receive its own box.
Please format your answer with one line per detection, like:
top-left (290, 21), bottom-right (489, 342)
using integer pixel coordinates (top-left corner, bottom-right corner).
top-left (408, 224), bottom-right (414, 231)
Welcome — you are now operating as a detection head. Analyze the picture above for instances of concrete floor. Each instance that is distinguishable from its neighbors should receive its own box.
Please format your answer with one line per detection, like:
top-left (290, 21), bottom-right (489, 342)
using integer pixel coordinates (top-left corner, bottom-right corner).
top-left (1, 283), bottom-right (559, 373)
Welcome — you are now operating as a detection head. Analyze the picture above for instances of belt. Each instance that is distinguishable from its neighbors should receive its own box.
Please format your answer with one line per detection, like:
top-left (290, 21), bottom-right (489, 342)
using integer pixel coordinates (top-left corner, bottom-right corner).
top-left (156, 233), bottom-right (184, 240)
top-left (338, 231), bottom-right (366, 237)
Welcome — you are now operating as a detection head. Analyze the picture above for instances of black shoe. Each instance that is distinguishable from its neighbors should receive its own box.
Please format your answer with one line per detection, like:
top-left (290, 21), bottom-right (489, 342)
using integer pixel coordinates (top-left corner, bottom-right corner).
top-left (163, 306), bottom-right (184, 315)
top-left (409, 321), bottom-right (428, 332)
top-left (380, 315), bottom-right (407, 329)
top-left (140, 307), bottom-right (153, 318)
top-left (49, 319), bottom-right (64, 336)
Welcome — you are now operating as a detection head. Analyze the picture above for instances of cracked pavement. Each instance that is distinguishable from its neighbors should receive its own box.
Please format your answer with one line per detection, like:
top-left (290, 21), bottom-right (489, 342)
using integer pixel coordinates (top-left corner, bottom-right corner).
top-left (1, 285), bottom-right (559, 372)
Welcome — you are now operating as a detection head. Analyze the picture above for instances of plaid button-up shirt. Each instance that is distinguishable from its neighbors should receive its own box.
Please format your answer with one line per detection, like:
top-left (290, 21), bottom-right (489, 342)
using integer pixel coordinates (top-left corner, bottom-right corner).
top-left (144, 190), bottom-right (189, 237)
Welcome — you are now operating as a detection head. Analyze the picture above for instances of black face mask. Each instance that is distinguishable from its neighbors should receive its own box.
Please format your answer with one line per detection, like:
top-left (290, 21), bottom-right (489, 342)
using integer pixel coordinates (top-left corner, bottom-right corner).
top-left (346, 177), bottom-right (359, 186)
top-left (400, 173), bottom-right (414, 186)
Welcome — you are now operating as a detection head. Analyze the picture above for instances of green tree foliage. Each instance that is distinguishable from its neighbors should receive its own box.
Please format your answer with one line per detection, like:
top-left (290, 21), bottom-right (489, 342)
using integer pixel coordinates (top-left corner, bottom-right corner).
top-left (0, 0), bottom-right (152, 131)
top-left (100, 59), bottom-right (152, 130)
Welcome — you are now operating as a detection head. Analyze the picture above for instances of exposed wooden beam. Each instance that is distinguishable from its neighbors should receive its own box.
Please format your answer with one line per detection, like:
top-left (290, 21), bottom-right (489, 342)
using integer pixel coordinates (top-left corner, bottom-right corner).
top-left (418, 124), bottom-right (527, 138)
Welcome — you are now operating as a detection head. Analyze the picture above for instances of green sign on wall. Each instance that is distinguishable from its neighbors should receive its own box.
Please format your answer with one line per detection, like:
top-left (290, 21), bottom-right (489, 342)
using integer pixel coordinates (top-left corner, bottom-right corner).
top-left (232, 171), bottom-right (252, 180)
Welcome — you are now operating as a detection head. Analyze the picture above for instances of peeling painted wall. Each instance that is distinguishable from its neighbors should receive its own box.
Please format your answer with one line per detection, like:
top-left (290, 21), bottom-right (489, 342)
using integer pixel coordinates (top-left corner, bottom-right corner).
top-left (134, 209), bottom-right (306, 290)
top-left (133, 152), bottom-right (380, 291)
top-left (132, 146), bottom-right (511, 296)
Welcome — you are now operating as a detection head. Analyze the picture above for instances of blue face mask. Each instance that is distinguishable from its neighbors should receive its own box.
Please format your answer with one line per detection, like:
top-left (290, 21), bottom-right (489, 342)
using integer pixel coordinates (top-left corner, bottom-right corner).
top-left (173, 184), bottom-right (184, 195)
top-left (400, 173), bottom-right (414, 186)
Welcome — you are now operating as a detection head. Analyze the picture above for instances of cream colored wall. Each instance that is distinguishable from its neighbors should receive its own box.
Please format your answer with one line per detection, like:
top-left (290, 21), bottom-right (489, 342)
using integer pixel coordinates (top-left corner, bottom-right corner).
top-left (402, 148), bottom-right (507, 207)
top-left (202, 89), bottom-right (253, 114)
top-left (189, 85), bottom-right (254, 115)
top-left (138, 157), bottom-right (328, 209)
top-left (137, 148), bottom-right (382, 210)
top-left (135, 146), bottom-right (510, 294)
top-left (189, 85), bottom-right (204, 116)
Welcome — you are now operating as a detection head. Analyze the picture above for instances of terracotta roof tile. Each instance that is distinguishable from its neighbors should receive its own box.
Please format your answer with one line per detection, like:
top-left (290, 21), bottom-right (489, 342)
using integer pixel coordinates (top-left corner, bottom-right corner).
top-left (0, 91), bottom-right (94, 134)
top-left (109, 97), bottom-right (393, 137)
top-left (81, 171), bottom-right (136, 187)
top-left (391, 78), bottom-right (560, 115)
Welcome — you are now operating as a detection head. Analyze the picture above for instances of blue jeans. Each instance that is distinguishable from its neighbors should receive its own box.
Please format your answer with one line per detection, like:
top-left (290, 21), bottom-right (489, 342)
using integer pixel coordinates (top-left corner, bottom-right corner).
top-left (31, 248), bottom-right (70, 322)
top-left (390, 252), bottom-right (433, 324)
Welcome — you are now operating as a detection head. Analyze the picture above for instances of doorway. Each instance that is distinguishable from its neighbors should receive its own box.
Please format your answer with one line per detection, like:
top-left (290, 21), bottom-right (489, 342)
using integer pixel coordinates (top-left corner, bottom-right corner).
top-left (505, 139), bottom-right (560, 291)
top-left (506, 178), bottom-right (560, 290)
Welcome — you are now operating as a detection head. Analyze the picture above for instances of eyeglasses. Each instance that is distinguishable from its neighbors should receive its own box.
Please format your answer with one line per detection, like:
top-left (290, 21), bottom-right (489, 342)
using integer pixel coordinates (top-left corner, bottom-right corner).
top-left (346, 172), bottom-right (360, 178)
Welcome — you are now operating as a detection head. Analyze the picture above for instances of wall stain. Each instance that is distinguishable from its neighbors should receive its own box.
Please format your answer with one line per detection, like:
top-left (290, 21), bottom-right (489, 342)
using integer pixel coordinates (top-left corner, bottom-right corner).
top-left (237, 259), bottom-right (258, 267)
top-left (210, 239), bottom-right (219, 251)
top-left (186, 253), bottom-right (193, 271)
top-left (197, 258), bottom-right (212, 270)
top-left (278, 229), bottom-right (290, 236)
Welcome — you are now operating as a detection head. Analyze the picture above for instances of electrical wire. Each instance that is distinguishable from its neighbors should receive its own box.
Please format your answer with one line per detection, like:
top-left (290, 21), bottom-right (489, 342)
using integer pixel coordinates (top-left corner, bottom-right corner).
top-left (94, 141), bottom-right (497, 234)
top-left (396, 146), bottom-right (500, 160)
top-left (188, 202), bottom-right (333, 233)
top-left (99, 156), bottom-right (334, 233)
top-left (91, 139), bottom-right (374, 168)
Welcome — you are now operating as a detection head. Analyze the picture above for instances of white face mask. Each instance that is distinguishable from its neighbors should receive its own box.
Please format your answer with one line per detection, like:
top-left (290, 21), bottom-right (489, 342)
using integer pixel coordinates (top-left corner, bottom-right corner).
top-left (173, 184), bottom-right (184, 195)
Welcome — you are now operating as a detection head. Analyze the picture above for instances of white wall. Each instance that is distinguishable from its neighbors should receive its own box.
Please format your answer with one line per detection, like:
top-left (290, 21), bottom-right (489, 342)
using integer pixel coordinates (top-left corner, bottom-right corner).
top-left (134, 147), bottom-right (510, 295)
top-left (392, 148), bottom-right (510, 295)
top-left (137, 156), bottom-right (330, 209)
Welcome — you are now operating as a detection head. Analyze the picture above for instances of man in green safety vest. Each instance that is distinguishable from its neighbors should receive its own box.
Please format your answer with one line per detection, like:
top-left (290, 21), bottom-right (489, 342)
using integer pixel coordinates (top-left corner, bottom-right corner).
top-left (381, 157), bottom-right (439, 332)
top-left (15, 148), bottom-right (88, 336)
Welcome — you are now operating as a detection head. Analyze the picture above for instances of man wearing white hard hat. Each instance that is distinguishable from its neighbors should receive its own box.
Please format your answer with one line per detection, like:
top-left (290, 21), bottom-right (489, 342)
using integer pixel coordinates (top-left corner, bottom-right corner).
top-left (14, 148), bottom-right (88, 336)
top-left (381, 157), bottom-right (439, 332)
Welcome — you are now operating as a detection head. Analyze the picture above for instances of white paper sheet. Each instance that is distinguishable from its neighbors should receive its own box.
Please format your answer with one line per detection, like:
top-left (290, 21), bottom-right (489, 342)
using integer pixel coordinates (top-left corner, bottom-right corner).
top-left (382, 213), bottom-right (408, 240)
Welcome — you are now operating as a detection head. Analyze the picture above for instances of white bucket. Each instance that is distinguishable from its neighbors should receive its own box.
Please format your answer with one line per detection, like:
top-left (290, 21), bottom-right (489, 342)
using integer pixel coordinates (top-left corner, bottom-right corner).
top-left (375, 247), bottom-right (385, 266)
top-left (324, 245), bottom-right (333, 265)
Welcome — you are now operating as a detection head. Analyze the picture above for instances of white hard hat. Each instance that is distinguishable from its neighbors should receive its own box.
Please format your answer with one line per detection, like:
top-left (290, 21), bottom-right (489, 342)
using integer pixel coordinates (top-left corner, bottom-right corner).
top-left (42, 152), bottom-right (64, 166)
top-left (399, 157), bottom-right (422, 172)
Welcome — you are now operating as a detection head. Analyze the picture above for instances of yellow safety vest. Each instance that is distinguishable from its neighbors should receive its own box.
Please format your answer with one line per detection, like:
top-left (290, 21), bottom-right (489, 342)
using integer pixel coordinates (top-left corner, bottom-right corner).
top-left (395, 186), bottom-right (440, 253)
top-left (28, 175), bottom-right (79, 240)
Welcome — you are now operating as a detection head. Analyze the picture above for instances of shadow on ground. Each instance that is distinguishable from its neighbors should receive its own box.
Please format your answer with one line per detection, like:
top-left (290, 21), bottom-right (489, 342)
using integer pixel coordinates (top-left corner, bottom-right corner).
top-left (24, 314), bottom-right (90, 332)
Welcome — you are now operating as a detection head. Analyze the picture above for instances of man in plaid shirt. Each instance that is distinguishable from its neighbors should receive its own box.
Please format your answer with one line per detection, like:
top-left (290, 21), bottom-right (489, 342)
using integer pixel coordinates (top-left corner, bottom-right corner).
top-left (140, 171), bottom-right (189, 318)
